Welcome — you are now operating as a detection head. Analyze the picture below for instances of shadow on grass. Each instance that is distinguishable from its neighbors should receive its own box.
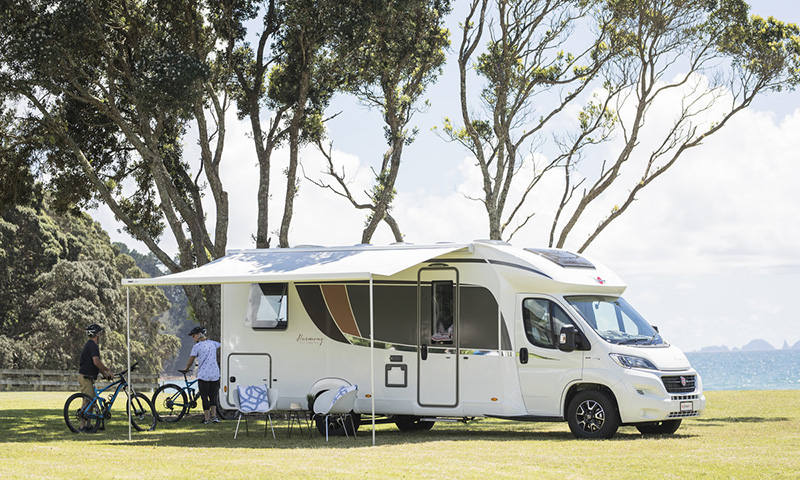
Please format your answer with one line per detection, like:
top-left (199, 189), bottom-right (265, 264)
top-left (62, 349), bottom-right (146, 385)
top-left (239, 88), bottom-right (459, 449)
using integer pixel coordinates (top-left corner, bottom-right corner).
top-left (0, 409), bottom-right (700, 448)
top-left (692, 416), bottom-right (790, 427)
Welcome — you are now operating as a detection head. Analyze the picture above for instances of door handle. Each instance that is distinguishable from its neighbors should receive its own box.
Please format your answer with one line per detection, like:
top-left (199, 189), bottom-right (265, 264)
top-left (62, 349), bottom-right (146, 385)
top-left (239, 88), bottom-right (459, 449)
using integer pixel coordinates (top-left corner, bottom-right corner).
top-left (519, 347), bottom-right (529, 364)
top-left (421, 344), bottom-right (428, 361)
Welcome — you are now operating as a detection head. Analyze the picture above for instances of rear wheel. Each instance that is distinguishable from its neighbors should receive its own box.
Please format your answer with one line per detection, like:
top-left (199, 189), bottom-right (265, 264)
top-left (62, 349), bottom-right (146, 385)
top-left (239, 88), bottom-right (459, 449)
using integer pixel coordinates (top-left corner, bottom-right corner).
top-left (394, 415), bottom-right (435, 432)
top-left (152, 384), bottom-right (187, 422)
top-left (64, 393), bottom-right (101, 433)
top-left (315, 412), bottom-right (361, 437)
top-left (128, 393), bottom-right (157, 431)
top-left (216, 404), bottom-right (236, 421)
top-left (637, 419), bottom-right (682, 435)
top-left (567, 390), bottom-right (620, 439)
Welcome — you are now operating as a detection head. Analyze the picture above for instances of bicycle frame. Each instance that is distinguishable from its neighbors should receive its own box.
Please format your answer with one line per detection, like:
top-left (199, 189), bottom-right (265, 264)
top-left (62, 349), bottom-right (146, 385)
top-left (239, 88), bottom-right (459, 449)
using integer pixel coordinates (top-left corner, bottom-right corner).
top-left (84, 374), bottom-right (133, 420)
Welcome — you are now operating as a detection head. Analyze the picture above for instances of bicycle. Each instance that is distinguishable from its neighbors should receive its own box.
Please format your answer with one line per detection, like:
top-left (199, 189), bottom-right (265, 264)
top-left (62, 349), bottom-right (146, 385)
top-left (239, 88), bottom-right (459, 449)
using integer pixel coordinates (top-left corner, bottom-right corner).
top-left (152, 369), bottom-right (235, 422)
top-left (63, 362), bottom-right (157, 433)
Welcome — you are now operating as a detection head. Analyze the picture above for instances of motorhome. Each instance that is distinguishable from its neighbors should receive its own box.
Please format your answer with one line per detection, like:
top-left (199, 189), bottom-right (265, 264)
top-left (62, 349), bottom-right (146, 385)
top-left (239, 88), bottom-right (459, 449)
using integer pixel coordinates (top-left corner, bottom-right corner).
top-left (125, 241), bottom-right (705, 439)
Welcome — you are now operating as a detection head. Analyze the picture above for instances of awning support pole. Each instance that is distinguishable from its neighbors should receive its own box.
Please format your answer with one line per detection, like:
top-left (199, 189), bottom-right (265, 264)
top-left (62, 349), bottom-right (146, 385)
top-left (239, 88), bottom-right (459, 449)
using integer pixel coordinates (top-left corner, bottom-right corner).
top-left (126, 287), bottom-right (131, 441)
top-left (370, 275), bottom-right (375, 446)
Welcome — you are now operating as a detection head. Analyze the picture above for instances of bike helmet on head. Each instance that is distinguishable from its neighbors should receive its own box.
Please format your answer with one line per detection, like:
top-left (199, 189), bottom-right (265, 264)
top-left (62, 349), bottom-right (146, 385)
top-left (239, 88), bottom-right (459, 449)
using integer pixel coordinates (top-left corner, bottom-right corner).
top-left (86, 324), bottom-right (104, 337)
top-left (188, 326), bottom-right (207, 336)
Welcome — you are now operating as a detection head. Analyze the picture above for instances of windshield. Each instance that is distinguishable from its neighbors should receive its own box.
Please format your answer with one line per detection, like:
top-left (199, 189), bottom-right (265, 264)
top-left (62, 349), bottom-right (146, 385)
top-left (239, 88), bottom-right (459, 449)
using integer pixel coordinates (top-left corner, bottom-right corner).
top-left (566, 296), bottom-right (664, 346)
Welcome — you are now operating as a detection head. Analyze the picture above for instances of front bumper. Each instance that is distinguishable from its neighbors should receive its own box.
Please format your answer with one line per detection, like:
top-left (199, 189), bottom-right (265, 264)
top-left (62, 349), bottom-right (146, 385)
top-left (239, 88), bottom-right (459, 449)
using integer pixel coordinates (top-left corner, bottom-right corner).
top-left (613, 368), bottom-right (706, 424)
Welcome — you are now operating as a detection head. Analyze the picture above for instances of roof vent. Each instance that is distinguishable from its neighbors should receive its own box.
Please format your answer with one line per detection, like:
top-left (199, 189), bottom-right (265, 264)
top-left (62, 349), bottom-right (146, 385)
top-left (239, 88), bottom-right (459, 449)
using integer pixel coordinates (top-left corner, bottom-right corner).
top-left (525, 248), bottom-right (595, 269)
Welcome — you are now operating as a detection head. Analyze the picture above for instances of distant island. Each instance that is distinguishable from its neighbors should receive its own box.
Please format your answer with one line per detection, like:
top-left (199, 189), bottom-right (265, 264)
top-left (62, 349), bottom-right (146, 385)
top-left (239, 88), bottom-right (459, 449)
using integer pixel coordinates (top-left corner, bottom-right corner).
top-left (696, 339), bottom-right (800, 353)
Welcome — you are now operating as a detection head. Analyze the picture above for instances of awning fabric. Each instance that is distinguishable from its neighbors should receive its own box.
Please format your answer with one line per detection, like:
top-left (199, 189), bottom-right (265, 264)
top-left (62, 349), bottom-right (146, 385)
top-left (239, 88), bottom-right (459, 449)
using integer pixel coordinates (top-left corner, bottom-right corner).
top-left (122, 243), bottom-right (469, 286)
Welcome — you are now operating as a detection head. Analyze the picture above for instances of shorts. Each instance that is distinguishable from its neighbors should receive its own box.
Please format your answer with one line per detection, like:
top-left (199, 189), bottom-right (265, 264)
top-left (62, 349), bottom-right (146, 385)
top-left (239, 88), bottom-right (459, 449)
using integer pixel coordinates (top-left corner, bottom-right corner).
top-left (78, 375), bottom-right (96, 397)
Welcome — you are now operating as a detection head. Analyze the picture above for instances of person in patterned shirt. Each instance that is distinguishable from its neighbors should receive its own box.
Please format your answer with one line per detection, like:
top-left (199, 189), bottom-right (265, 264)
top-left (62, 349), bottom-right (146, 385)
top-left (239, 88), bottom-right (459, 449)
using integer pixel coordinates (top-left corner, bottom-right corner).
top-left (184, 326), bottom-right (222, 424)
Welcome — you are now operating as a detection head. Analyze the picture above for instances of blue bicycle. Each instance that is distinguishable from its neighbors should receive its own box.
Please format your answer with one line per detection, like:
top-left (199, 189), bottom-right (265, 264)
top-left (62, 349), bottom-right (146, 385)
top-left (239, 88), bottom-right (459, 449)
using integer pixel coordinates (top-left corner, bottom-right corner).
top-left (63, 362), bottom-right (156, 433)
top-left (151, 369), bottom-right (235, 422)
top-left (151, 369), bottom-right (199, 422)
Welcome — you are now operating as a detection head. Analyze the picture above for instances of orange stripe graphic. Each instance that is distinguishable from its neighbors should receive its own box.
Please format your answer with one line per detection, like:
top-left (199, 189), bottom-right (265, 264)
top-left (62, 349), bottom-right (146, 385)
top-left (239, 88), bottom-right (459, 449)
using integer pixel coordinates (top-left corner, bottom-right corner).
top-left (320, 285), bottom-right (361, 337)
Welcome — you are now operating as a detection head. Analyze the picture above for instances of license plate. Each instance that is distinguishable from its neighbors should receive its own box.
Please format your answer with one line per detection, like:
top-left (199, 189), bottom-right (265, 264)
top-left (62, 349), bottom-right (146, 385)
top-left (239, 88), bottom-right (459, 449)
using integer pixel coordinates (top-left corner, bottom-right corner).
top-left (680, 401), bottom-right (693, 412)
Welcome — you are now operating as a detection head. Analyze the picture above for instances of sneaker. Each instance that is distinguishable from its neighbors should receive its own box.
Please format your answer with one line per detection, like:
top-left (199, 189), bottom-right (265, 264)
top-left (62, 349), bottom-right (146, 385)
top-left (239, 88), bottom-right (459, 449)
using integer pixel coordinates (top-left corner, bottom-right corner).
top-left (211, 417), bottom-right (221, 423)
top-left (200, 419), bottom-right (210, 424)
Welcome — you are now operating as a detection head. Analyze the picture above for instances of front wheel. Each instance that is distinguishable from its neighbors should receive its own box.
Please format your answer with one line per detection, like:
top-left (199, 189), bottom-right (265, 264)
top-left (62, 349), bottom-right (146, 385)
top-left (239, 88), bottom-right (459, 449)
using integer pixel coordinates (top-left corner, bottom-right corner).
top-left (128, 393), bottom-right (157, 431)
top-left (636, 419), bottom-right (682, 435)
top-left (567, 390), bottom-right (620, 439)
top-left (64, 393), bottom-right (102, 433)
top-left (152, 384), bottom-right (187, 422)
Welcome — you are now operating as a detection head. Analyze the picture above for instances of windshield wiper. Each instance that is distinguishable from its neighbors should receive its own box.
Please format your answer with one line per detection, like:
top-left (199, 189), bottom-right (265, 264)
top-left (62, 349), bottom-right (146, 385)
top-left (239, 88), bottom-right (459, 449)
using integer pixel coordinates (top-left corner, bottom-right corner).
top-left (617, 337), bottom-right (652, 345)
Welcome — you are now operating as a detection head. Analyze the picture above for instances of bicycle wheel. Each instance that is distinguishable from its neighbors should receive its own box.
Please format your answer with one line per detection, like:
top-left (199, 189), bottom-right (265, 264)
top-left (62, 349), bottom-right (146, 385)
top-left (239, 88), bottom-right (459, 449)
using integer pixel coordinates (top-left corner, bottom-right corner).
top-left (152, 383), bottom-right (188, 422)
top-left (127, 392), bottom-right (157, 432)
top-left (64, 393), bottom-right (102, 433)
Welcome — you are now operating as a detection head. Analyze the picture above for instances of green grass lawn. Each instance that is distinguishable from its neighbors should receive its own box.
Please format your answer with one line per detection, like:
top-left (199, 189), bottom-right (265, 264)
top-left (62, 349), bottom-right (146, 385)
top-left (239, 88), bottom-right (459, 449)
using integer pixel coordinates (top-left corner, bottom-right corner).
top-left (0, 390), bottom-right (798, 479)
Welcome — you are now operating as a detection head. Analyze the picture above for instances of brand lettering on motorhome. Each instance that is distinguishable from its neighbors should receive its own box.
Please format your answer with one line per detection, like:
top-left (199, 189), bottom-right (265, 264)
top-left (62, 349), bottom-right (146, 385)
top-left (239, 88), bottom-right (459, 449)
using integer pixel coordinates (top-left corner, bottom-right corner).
top-left (297, 334), bottom-right (323, 346)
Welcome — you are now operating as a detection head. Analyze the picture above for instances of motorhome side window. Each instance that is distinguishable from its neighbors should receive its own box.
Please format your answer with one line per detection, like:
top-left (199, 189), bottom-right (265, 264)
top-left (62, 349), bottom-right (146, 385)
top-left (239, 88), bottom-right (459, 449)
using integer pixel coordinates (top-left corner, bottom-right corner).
top-left (246, 283), bottom-right (288, 330)
top-left (522, 298), bottom-right (573, 349)
top-left (431, 281), bottom-right (454, 344)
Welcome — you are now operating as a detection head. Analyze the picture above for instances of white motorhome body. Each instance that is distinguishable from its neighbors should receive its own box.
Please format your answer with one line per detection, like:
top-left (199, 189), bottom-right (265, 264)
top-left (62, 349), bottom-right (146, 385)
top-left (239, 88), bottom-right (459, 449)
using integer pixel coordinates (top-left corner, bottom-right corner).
top-left (125, 241), bottom-right (705, 439)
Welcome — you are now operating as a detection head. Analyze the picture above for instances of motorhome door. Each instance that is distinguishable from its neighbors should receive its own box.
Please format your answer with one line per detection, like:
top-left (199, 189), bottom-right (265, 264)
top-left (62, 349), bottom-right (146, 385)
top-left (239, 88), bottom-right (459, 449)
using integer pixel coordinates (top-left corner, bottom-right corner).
top-left (417, 267), bottom-right (459, 407)
top-left (225, 353), bottom-right (271, 408)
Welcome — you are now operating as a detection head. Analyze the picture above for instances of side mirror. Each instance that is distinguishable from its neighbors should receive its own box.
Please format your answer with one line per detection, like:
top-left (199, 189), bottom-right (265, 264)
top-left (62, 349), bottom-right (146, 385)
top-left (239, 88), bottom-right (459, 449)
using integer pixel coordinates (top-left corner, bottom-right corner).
top-left (652, 325), bottom-right (659, 333)
top-left (558, 325), bottom-right (578, 352)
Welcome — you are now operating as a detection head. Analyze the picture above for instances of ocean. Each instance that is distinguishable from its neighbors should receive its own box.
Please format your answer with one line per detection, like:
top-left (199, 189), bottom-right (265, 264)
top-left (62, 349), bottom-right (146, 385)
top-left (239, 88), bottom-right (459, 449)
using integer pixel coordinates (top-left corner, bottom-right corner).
top-left (685, 349), bottom-right (800, 391)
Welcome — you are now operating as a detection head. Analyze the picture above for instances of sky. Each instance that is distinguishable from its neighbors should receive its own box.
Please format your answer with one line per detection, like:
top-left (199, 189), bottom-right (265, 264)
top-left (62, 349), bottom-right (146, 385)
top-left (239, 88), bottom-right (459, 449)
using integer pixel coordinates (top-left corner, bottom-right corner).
top-left (93, 1), bottom-right (800, 353)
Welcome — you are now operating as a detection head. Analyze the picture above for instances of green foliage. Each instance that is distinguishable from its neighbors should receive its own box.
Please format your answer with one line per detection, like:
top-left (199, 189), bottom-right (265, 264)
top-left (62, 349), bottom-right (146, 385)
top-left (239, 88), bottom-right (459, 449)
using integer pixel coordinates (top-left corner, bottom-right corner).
top-left (0, 200), bottom-right (179, 374)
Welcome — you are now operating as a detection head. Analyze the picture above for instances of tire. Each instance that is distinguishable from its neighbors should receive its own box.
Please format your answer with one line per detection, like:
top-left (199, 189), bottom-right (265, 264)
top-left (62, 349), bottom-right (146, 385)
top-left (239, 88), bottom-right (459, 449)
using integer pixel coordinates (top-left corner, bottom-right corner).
top-left (64, 393), bottom-right (102, 433)
top-left (152, 384), bottom-right (187, 422)
top-left (567, 390), bottom-right (620, 439)
top-left (128, 393), bottom-right (157, 432)
top-left (216, 404), bottom-right (236, 421)
top-left (315, 412), bottom-right (361, 437)
top-left (394, 415), bottom-right (435, 432)
top-left (636, 419), bottom-right (682, 435)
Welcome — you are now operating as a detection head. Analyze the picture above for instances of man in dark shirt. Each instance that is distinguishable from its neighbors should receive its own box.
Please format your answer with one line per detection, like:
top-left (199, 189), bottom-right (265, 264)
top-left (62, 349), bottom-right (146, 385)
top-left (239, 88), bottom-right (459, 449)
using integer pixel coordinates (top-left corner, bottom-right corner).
top-left (77, 324), bottom-right (113, 432)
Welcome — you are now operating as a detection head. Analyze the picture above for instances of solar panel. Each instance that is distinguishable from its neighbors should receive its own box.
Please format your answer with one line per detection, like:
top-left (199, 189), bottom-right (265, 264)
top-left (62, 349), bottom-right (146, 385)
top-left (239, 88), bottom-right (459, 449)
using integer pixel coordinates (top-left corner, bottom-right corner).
top-left (524, 248), bottom-right (595, 269)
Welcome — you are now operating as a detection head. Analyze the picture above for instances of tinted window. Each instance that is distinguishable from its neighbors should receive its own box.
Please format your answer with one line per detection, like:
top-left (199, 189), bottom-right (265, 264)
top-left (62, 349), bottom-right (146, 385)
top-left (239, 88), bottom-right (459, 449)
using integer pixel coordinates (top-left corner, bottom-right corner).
top-left (246, 283), bottom-right (288, 330)
top-left (522, 298), bottom-right (575, 349)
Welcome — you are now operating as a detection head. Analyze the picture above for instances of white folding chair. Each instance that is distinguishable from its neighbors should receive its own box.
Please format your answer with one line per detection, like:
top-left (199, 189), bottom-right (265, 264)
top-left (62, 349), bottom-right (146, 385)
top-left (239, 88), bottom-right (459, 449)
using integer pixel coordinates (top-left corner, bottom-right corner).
top-left (313, 385), bottom-right (358, 441)
top-left (235, 384), bottom-right (277, 439)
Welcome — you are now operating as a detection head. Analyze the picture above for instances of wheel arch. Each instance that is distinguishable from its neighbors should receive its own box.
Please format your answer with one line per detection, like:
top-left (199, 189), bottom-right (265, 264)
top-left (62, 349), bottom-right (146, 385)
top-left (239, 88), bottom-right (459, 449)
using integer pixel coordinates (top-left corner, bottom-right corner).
top-left (307, 377), bottom-right (355, 411)
top-left (563, 382), bottom-right (620, 420)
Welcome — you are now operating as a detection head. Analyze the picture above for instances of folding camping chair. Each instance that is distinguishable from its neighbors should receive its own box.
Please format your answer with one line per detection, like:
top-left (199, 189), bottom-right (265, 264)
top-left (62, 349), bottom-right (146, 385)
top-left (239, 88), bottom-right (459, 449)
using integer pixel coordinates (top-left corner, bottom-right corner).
top-left (234, 384), bottom-right (277, 439)
top-left (313, 385), bottom-right (358, 441)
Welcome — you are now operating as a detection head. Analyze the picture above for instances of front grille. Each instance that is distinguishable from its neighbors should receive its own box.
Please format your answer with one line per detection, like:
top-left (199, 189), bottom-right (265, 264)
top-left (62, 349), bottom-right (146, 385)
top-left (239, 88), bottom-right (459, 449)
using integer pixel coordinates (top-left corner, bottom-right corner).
top-left (668, 410), bottom-right (699, 418)
top-left (662, 375), bottom-right (696, 393)
top-left (671, 394), bottom-right (699, 401)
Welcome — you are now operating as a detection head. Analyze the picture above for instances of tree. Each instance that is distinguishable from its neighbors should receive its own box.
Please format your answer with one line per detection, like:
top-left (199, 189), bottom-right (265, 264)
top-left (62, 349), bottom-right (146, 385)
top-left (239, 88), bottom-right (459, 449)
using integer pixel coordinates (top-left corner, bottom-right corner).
top-left (268, 0), bottom-right (372, 248)
top-left (444, 0), bottom-right (799, 250)
top-left (0, 0), bottom-right (230, 337)
top-left (224, 0), bottom-right (286, 249)
top-left (442, 0), bottom-right (616, 241)
top-left (0, 200), bottom-right (179, 374)
top-left (550, 0), bottom-right (800, 252)
top-left (311, 0), bottom-right (452, 243)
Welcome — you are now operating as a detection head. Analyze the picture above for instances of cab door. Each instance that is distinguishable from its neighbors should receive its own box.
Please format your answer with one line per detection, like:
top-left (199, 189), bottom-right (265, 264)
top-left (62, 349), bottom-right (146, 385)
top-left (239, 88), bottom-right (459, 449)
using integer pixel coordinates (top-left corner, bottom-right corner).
top-left (417, 267), bottom-right (459, 407)
top-left (515, 295), bottom-right (584, 416)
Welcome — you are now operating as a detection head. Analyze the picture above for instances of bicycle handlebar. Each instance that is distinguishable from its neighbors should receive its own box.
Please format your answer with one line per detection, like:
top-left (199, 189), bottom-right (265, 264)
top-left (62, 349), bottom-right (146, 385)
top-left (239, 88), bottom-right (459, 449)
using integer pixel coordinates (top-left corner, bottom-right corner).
top-left (114, 362), bottom-right (139, 377)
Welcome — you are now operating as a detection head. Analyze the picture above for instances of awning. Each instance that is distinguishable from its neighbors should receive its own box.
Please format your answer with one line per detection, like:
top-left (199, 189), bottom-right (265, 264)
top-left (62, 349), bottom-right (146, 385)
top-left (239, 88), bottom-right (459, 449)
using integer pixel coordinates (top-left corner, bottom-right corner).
top-left (122, 243), bottom-right (470, 286)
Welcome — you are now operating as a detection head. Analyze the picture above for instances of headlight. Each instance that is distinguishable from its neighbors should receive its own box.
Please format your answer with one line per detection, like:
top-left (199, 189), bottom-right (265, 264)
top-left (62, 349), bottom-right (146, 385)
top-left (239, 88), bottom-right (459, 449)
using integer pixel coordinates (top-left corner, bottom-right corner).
top-left (610, 353), bottom-right (658, 370)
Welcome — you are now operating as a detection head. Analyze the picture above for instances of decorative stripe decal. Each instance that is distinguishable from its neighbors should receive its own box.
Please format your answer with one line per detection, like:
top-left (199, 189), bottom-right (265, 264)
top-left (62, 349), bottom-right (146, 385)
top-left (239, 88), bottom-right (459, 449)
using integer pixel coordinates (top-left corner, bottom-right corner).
top-left (487, 259), bottom-right (552, 279)
top-left (321, 284), bottom-right (361, 337)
